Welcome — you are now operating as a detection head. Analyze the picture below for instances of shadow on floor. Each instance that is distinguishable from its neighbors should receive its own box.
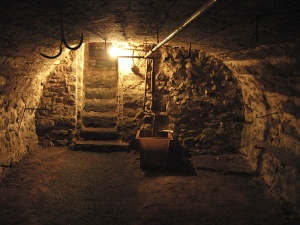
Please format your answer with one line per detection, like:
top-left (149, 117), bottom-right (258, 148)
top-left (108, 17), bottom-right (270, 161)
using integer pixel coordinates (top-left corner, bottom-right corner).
top-left (142, 145), bottom-right (197, 177)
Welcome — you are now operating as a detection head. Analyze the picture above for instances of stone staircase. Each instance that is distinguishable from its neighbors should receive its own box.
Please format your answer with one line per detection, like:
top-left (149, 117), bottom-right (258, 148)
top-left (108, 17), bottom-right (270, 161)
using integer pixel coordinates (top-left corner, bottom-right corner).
top-left (73, 43), bottom-right (128, 152)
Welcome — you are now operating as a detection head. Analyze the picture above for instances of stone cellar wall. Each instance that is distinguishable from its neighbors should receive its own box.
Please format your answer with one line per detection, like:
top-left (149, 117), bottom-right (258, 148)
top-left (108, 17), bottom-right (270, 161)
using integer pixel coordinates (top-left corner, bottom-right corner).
top-left (0, 50), bottom-right (71, 178)
top-left (0, 75), bottom-right (42, 177)
top-left (0, 41), bottom-right (298, 214)
top-left (35, 51), bottom-right (78, 147)
top-left (223, 42), bottom-right (300, 214)
top-left (119, 44), bottom-right (299, 214)
top-left (118, 56), bottom-right (146, 143)
top-left (152, 47), bottom-right (244, 154)
top-left (120, 46), bottom-right (244, 154)
top-left (75, 44), bottom-right (85, 131)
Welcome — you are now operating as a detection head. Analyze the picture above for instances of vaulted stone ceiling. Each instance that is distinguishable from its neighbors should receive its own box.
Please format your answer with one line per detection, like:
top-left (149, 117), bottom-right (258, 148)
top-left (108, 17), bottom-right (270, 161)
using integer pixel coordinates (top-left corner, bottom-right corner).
top-left (0, 0), bottom-right (299, 77)
top-left (1, 0), bottom-right (299, 50)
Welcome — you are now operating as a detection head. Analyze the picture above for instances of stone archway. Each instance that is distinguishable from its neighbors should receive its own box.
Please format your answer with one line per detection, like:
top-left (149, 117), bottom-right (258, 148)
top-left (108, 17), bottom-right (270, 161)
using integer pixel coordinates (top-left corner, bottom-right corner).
top-left (151, 47), bottom-right (245, 155)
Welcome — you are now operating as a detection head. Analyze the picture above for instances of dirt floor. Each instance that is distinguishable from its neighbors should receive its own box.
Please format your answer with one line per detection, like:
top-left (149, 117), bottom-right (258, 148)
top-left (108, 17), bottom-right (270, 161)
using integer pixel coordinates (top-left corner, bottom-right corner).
top-left (0, 146), bottom-right (299, 225)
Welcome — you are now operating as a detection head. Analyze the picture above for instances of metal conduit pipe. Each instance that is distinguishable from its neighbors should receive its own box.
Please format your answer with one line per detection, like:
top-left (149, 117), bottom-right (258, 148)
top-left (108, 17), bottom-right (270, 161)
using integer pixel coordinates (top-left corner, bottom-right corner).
top-left (117, 55), bottom-right (149, 58)
top-left (144, 0), bottom-right (217, 58)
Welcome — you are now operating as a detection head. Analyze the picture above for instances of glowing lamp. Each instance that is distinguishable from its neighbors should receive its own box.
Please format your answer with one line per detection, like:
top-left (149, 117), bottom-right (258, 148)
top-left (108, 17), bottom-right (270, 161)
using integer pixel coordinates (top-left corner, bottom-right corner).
top-left (108, 46), bottom-right (119, 57)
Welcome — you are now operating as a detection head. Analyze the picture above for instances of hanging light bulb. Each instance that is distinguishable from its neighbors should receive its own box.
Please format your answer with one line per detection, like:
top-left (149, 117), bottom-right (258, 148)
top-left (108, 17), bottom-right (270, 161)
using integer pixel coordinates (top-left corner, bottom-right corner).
top-left (108, 46), bottom-right (119, 57)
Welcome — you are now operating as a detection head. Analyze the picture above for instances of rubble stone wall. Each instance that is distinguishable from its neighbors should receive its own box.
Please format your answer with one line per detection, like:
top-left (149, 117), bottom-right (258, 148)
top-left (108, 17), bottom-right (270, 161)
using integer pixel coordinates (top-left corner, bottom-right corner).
top-left (153, 47), bottom-right (244, 154)
top-left (118, 57), bottom-right (146, 143)
top-left (0, 50), bottom-right (68, 178)
top-left (223, 42), bottom-right (300, 214)
top-left (119, 43), bottom-right (300, 214)
top-left (1, 41), bottom-right (298, 214)
top-left (35, 51), bottom-right (78, 147)
top-left (120, 46), bottom-right (244, 154)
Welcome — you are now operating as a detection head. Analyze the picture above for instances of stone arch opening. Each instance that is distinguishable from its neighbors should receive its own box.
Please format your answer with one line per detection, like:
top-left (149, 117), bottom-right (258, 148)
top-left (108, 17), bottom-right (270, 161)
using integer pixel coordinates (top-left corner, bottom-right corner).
top-left (147, 46), bottom-right (245, 155)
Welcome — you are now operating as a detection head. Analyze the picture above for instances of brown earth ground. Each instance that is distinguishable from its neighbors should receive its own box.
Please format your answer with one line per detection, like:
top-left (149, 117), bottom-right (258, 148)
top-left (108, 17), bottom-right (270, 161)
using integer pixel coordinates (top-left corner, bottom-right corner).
top-left (0, 146), bottom-right (299, 225)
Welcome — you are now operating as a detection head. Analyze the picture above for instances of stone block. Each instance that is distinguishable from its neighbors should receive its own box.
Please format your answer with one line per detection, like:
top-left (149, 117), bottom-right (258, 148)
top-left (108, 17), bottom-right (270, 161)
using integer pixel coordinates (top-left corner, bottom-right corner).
top-left (183, 137), bottom-right (197, 148)
top-left (89, 60), bottom-right (117, 70)
top-left (166, 101), bottom-right (181, 116)
top-left (85, 87), bottom-right (117, 99)
top-left (0, 76), bottom-right (7, 90)
top-left (82, 115), bottom-right (117, 128)
top-left (55, 117), bottom-right (76, 128)
top-left (56, 97), bottom-right (64, 103)
top-left (0, 153), bottom-right (12, 167)
top-left (85, 79), bottom-right (117, 89)
top-left (89, 48), bottom-right (107, 57)
top-left (84, 99), bottom-right (117, 112)
top-left (36, 119), bottom-right (54, 131)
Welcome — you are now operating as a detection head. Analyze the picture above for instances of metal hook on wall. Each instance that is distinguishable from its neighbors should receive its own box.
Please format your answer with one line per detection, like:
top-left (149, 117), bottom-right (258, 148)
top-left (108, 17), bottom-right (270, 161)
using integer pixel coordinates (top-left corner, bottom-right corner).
top-left (40, 8), bottom-right (84, 59)
top-left (180, 43), bottom-right (192, 59)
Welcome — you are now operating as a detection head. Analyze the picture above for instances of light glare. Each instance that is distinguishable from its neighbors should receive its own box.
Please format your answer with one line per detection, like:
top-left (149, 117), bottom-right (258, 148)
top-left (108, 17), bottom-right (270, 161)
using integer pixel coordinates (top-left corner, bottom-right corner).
top-left (109, 47), bottom-right (119, 57)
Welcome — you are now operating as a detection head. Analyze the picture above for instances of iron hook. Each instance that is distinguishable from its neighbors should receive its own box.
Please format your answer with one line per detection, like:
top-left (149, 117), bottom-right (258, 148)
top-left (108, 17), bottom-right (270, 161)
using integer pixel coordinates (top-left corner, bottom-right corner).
top-left (40, 41), bottom-right (63, 59)
top-left (40, 8), bottom-right (83, 59)
top-left (180, 43), bottom-right (192, 59)
top-left (60, 9), bottom-right (84, 51)
top-left (63, 33), bottom-right (84, 50)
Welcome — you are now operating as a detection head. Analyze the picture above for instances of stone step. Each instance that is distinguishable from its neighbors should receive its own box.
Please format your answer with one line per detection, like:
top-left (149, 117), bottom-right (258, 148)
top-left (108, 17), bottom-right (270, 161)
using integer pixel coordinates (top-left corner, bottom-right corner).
top-left (80, 127), bottom-right (120, 141)
top-left (84, 99), bottom-right (117, 112)
top-left (82, 111), bottom-right (118, 128)
top-left (88, 59), bottom-right (117, 70)
top-left (85, 78), bottom-right (117, 89)
top-left (86, 70), bottom-right (118, 79)
top-left (85, 87), bottom-right (117, 99)
top-left (89, 48), bottom-right (107, 58)
top-left (73, 139), bottom-right (128, 152)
